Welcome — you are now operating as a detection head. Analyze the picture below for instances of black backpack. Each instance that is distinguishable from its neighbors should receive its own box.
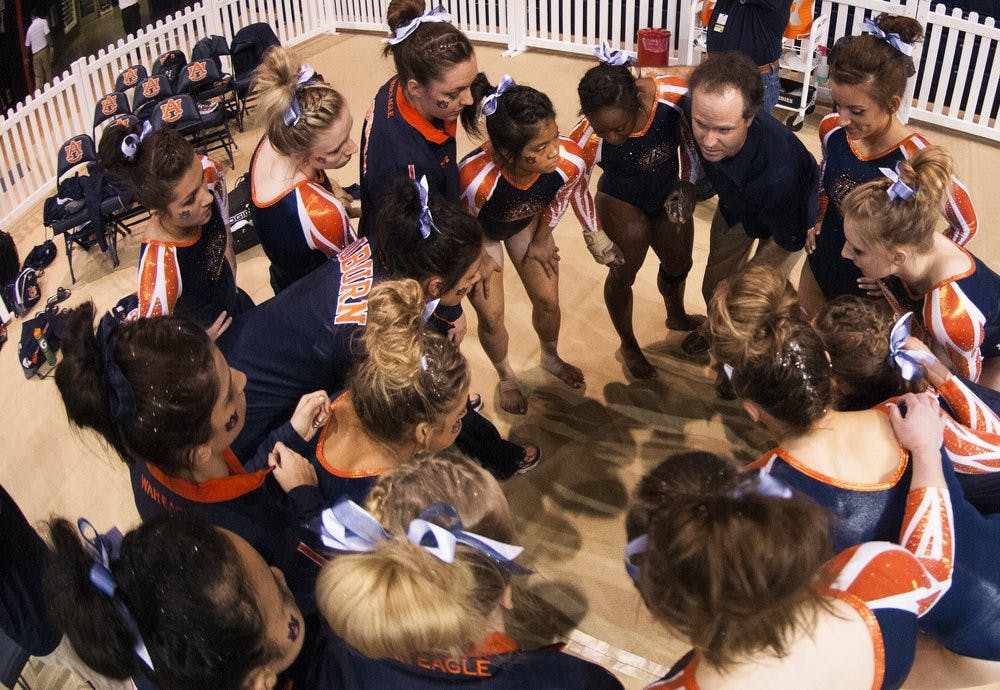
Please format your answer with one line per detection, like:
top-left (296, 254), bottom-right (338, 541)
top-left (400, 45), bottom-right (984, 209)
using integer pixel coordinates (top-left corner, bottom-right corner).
top-left (0, 230), bottom-right (18, 288)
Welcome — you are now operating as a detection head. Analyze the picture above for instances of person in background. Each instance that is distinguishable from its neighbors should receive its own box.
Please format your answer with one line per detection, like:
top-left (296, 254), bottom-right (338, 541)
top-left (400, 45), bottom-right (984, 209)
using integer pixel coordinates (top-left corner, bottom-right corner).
top-left (119, 0), bottom-right (141, 38)
top-left (25, 6), bottom-right (53, 88)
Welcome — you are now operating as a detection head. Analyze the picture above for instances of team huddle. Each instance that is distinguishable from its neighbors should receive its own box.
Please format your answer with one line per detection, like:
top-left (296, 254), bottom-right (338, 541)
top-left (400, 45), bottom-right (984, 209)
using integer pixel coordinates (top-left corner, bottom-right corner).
top-left (14, 0), bottom-right (1000, 688)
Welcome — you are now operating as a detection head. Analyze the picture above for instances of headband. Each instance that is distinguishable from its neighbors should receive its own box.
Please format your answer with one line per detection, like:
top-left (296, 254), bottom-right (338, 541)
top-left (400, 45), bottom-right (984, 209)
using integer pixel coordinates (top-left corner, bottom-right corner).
top-left (386, 5), bottom-right (453, 45)
top-left (283, 64), bottom-right (317, 127)
top-left (120, 120), bottom-right (153, 161)
top-left (77, 518), bottom-right (156, 672)
top-left (96, 313), bottom-right (136, 422)
top-left (879, 162), bottom-right (918, 201)
top-left (414, 175), bottom-right (439, 239)
top-left (595, 41), bottom-right (632, 67)
top-left (860, 17), bottom-right (915, 56)
top-left (319, 498), bottom-right (532, 574)
top-left (887, 312), bottom-right (937, 381)
top-left (480, 74), bottom-right (516, 117)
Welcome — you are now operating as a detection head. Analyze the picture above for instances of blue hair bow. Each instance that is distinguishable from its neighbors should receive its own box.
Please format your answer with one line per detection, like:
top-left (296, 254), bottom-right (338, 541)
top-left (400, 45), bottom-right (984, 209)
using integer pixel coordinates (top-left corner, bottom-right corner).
top-left (96, 313), bottom-right (136, 423)
top-left (595, 41), bottom-right (632, 67)
top-left (414, 175), bottom-right (439, 239)
top-left (879, 162), bottom-right (918, 202)
top-left (120, 120), bottom-right (153, 162)
top-left (480, 74), bottom-right (516, 117)
top-left (408, 502), bottom-right (532, 574)
top-left (319, 498), bottom-right (532, 574)
top-left (860, 17), bottom-right (915, 56)
top-left (624, 533), bottom-right (647, 583)
top-left (77, 518), bottom-right (155, 672)
top-left (727, 468), bottom-right (794, 501)
top-left (282, 64), bottom-right (317, 127)
top-left (887, 312), bottom-right (937, 381)
top-left (386, 5), bottom-right (453, 45)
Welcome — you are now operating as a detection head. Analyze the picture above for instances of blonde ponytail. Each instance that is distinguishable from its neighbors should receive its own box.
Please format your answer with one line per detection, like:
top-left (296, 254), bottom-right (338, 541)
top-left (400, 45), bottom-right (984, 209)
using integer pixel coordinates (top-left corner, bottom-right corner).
top-left (251, 45), bottom-right (346, 159)
top-left (841, 144), bottom-right (954, 252)
top-left (349, 280), bottom-right (470, 444)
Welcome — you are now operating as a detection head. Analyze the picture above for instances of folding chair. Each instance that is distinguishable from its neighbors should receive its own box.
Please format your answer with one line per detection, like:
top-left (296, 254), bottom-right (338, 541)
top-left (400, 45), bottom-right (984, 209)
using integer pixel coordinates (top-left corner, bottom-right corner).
top-left (92, 91), bottom-right (131, 141)
top-left (230, 23), bottom-right (280, 119)
top-left (150, 94), bottom-right (235, 169)
top-left (151, 48), bottom-right (188, 90)
top-left (45, 134), bottom-right (134, 283)
top-left (115, 64), bottom-right (148, 94)
top-left (192, 35), bottom-right (245, 129)
top-left (176, 57), bottom-right (243, 131)
top-left (132, 74), bottom-right (173, 121)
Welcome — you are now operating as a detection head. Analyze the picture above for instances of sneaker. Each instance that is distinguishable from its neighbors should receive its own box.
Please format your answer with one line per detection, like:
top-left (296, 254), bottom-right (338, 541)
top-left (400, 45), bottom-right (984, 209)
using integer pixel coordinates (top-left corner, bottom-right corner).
top-left (516, 446), bottom-right (542, 475)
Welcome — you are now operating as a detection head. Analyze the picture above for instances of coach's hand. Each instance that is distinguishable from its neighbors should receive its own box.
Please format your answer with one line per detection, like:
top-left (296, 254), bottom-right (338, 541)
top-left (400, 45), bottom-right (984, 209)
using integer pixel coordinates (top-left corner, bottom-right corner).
top-left (290, 390), bottom-right (331, 441)
top-left (584, 230), bottom-right (625, 267)
top-left (268, 442), bottom-right (318, 492)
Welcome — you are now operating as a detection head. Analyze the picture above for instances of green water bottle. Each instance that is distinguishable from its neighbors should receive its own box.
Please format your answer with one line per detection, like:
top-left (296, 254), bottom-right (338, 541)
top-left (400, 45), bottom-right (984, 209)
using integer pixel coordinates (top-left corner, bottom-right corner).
top-left (35, 327), bottom-right (57, 367)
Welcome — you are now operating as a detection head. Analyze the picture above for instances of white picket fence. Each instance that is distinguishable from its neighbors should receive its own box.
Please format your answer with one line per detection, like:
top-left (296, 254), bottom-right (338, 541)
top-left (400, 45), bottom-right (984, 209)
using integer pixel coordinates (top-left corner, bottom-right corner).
top-left (1, 0), bottom-right (997, 226)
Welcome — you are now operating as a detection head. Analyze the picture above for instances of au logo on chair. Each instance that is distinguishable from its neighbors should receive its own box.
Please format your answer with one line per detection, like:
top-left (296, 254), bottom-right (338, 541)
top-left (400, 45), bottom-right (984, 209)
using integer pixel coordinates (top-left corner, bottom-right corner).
top-left (121, 67), bottom-right (140, 87)
top-left (142, 79), bottom-right (161, 99)
top-left (186, 61), bottom-right (208, 83)
top-left (100, 94), bottom-right (120, 116)
top-left (63, 139), bottom-right (84, 165)
top-left (158, 98), bottom-right (184, 123)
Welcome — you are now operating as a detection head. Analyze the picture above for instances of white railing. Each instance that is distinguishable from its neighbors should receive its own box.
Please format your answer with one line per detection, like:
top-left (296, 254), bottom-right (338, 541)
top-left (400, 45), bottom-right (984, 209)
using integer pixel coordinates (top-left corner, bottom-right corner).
top-left (2, 0), bottom-right (998, 227)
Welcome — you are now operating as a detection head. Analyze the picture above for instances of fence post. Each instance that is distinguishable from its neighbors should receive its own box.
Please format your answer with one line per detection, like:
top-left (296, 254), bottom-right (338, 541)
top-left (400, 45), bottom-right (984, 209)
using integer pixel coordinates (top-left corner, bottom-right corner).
top-left (504, 0), bottom-right (526, 55)
top-left (678, 0), bottom-right (694, 64)
top-left (69, 56), bottom-right (96, 132)
top-left (204, 0), bottom-right (224, 37)
top-left (901, 0), bottom-right (932, 124)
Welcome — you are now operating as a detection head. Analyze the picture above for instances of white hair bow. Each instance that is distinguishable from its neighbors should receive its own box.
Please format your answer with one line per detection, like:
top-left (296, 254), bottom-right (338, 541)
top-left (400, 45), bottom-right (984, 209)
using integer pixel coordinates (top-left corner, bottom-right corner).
top-left (860, 17), bottom-right (915, 56)
top-left (594, 41), bottom-right (632, 66)
top-left (386, 5), bottom-right (454, 45)
top-left (887, 312), bottom-right (937, 381)
top-left (480, 74), bottom-right (516, 117)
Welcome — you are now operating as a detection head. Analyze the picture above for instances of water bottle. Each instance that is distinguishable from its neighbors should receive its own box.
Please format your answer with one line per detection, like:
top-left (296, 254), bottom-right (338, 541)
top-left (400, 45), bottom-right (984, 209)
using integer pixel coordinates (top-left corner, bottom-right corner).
top-left (35, 327), bottom-right (57, 367)
top-left (815, 45), bottom-right (829, 87)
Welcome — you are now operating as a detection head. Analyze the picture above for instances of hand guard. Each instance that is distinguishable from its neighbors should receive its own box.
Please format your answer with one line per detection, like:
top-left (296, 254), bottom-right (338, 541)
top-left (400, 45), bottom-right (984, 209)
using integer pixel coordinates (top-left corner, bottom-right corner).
top-left (584, 230), bottom-right (625, 267)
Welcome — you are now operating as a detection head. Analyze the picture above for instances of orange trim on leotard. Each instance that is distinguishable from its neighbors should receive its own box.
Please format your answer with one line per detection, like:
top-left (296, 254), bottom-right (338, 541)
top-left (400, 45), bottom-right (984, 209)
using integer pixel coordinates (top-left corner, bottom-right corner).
top-left (395, 82), bottom-right (456, 144)
top-left (759, 446), bottom-right (909, 491)
top-left (314, 394), bottom-right (387, 479)
top-left (145, 448), bottom-right (271, 504)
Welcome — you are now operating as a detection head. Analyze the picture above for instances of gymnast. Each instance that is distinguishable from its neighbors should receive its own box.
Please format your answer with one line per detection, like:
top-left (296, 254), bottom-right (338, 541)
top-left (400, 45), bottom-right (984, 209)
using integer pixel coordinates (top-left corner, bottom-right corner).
top-left (799, 13), bottom-right (977, 315)
top-left (839, 145), bottom-right (999, 387)
top-left (708, 263), bottom-right (1000, 661)
top-left (358, 0), bottom-right (476, 240)
top-left (628, 446), bottom-right (954, 690)
top-left (45, 514), bottom-right (311, 689)
top-left (459, 74), bottom-right (623, 413)
top-left (55, 302), bottom-right (330, 613)
top-left (572, 44), bottom-right (703, 378)
top-left (310, 450), bottom-right (624, 688)
top-left (100, 123), bottom-right (251, 334)
top-left (815, 296), bottom-right (1000, 513)
top-left (297, 278), bottom-right (473, 504)
top-left (250, 45), bottom-right (358, 294)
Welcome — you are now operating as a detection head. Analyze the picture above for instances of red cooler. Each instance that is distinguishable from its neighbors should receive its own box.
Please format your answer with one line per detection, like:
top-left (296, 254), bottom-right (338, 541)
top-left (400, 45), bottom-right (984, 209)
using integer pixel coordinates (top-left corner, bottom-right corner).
top-left (637, 28), bottom-right (671, 67)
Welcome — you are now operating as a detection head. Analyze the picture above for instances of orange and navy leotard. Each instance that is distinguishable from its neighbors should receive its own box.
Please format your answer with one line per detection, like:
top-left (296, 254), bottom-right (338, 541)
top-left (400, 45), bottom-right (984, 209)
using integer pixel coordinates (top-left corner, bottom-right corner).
top-left (569, 76), bottom-right (699, 216)
top-left (811, 113), bottom-right (978, 300)
top-left (250, 137), bottom-right (357, 293)
top-left (137, 155), bottom-right (251, 329)
top-left (128, 421), bottom-right (327, 614)
top-left (359, 77), bottom-right (459, 243)
top-left (752, 401), bottom-right (1000, 660)
top-left (882, 243), bottom-right (1000, 382)
top-left (649, 486), bottom-right (954, 690)
top-left (458, 137), bottom-right (599, 242)
top-left (303, 394), bottom-right (385, 505)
